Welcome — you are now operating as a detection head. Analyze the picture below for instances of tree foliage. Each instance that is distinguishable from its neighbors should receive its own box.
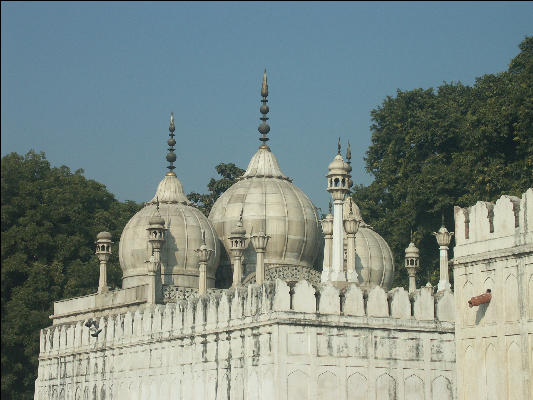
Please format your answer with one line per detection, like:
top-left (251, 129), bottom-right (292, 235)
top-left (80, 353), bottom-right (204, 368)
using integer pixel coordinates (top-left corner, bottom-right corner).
top-left (352, 37), bottom-right (533, 288)
top-left (1, 151), bottom-right (141, 399)
top-left (188, 162), bottom-right (245, 216)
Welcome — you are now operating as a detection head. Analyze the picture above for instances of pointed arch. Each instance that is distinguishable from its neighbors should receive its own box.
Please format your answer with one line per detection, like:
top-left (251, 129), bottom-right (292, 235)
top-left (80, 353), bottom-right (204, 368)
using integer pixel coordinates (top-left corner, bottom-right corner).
top-left (317, 371), bottom-right (337, 400)
top-left (347, 372), bottom-right (367, 400)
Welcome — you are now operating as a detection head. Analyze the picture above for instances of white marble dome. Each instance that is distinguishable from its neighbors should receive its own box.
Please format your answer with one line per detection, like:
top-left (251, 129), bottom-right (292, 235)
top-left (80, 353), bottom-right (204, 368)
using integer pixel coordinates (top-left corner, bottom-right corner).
top-left (119, 174), bottom-right (221, 289)
top-left (209, 145), bottom-right (322, 279)
top-left (344, 197), bottom-right (395, 290)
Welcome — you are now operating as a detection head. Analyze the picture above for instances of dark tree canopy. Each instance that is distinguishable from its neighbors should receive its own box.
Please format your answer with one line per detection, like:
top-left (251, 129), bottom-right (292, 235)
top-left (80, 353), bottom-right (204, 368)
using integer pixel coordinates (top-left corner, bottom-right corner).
top-left (188, 162), bottom-right (245, 216)
top-left (352, 36), bottom-right (533, 288)
top-left (1, 151), bottom-right (141, 399)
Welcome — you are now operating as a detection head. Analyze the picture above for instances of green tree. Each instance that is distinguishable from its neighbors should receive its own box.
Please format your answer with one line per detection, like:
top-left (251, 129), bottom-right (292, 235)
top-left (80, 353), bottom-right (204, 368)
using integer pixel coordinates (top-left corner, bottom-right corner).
top-left (1, 151), bottom-right (141, 399)
top-left (352, 37), bottom-right (533, 289)
top-left (188, 162), bottom-right (245, 216)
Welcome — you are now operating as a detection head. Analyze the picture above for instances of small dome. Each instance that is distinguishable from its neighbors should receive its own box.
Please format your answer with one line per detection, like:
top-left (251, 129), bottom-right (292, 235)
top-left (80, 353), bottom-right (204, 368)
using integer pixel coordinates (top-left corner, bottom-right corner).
top-left (148, 214), bottom-right (165, 227)
top-left (353, 225), bottom-right (395, 290)
top-left (119, 175), bottom-right (220, 289)
top-left (97, 231), bottom-right (112, 240)
top-left (150, 174), bottom-right (189, 204)
top-left (405, 242), bottom-right (419, 258)
top-left (343, 197), bottom-right (363, 221)
top-left (230, 220), bottom-right (246, 236)
top-left (342, 197), bottom-right (394, 290)
top-left (327, 154), bottom-right (349, 175)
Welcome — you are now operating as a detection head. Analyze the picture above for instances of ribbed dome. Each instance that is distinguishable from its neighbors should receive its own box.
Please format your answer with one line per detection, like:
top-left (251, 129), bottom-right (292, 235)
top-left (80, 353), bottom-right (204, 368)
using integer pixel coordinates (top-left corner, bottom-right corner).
top-left (343, 197), bottom-right (394, 290)
top-left (150, 174), bottom-right (189, 204)
top-left (119, 175), bottom-right (220, 289)
top-left (209, 146), bottom-right (322, 280)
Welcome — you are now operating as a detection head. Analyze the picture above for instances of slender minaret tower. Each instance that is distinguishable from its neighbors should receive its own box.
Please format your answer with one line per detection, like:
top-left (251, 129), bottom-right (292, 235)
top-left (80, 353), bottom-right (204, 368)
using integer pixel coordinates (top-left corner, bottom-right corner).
top-left (433, 217), bottom-right (453, 292)
top-left (343, 201), bottom-right (360, 282)
top-left (229, 211), bottom-right (247, 287)
top-left (147, 202), bottom-right (166, 304)
top-left (326, 140), bottom-right (351, 282)
top-left (404, 236), bottom-right (420, 294)
top-left (320, 202), bottom-right (334, 282)
top-left (195, 230), bottom-right (213, 296)
top-left (95, 232), bottom-right (112, 293)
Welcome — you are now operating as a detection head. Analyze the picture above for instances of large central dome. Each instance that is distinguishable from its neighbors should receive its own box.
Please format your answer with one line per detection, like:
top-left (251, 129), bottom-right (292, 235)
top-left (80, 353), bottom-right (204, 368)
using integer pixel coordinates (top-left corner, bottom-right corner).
top-left (209, 145), bottom-right (323, 280)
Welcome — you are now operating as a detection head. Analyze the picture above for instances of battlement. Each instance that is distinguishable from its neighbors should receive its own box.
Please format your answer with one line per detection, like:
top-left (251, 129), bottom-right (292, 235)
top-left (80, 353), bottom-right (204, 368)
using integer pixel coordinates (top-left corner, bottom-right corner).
top-left (454, 188), bottom-right (533, 259)
top-left (40, 279), bottom-right (454, 356)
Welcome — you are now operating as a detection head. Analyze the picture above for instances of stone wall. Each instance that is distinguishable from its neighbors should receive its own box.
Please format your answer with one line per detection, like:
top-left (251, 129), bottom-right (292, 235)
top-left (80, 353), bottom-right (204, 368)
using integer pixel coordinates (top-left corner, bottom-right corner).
top-left (453, 188), bottom-right (533, 400)
top-left (35, 280), bottom-right (455, 400)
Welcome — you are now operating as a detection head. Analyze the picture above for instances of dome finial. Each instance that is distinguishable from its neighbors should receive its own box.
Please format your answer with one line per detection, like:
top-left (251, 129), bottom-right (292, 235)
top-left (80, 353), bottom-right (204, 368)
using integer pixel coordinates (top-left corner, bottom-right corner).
top-left (166, 112), bottom-right (177, 176)
top-left (346, 141), bottom-right (351, 164)
top-left (337, 137), bottom-right (341, 155)
top-left (258, 69), bottom-right (270, 147)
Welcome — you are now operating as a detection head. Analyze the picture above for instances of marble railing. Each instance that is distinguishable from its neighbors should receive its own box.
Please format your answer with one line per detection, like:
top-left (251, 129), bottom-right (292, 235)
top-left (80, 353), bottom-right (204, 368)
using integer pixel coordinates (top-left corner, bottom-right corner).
top-left (40, 279), bottom-right (454, 356)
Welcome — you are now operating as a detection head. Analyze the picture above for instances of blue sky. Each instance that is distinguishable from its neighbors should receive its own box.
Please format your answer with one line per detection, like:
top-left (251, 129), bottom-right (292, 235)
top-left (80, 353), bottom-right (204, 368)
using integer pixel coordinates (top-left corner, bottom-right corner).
top-left (2, 2), bottom-right (532, 213)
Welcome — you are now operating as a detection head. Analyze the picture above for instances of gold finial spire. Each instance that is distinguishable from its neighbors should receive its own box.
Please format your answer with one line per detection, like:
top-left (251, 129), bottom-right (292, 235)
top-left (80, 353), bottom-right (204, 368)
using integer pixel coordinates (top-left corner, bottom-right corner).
top-left (346, 141), bottom-right (351, 164)
top-left (261, 68), bottom-right (268, 97)
top-left (258, 69), bottom-right (270, 147)
top-left (337, 137), bottom-right (341, 155)
top-left (166, 112), bottom-right (177, 176)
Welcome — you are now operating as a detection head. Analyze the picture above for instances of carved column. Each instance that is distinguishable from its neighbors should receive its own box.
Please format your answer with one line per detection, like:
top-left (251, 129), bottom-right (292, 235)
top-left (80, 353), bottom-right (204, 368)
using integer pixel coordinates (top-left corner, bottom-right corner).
top-left (320, 212), bottom-right (333, 282)
top-left (147, 215), bottom-right (166, 304)
top-left (195, 233), bottom-right (213, 296)
top-left (251, 232), bottom-right (270, 284)
top-left (404, 241), bottom-right (420, 294)
top-left (433, 224), bottom-right (453, 292)
top-left (95, 232), bottom-right (112, 293)
top-left (229, 217), bottom-right (247, 287)
top-left (343, 205), bottom-right (360, 283)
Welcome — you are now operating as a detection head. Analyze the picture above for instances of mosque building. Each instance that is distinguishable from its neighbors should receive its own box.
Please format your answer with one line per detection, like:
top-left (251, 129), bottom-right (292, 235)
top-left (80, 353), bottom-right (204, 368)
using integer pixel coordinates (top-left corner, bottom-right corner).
top-left (34, 72), bottom-right (532, 400)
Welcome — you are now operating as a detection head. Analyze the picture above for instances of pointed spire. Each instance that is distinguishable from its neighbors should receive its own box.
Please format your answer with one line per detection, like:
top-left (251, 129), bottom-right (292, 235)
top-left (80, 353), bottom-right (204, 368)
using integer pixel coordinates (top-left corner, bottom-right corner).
top-left (166, 112), bottom-right (177, 176)
top-left (441, 213), bottom-right (445, 227)
top-left (258, 69), bottom-right (270, 147)
top-left (346, 141), bottom-right (351, 164)
top-left (337, 137), bottom-right (341, 155)
top-left (328, 200), bottom-right (332, 214)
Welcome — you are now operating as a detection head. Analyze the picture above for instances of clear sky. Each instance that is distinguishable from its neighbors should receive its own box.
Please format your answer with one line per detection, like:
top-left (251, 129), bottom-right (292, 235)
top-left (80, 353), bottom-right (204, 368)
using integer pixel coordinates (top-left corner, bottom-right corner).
top-left (2, 2), bottom-right (532, 213)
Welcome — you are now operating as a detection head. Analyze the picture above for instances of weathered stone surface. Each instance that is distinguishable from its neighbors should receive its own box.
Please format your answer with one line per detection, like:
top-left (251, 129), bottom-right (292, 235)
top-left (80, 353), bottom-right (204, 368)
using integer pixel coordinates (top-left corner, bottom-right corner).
top-left (367, 286), bottom-right (388, 317)
top-left (292, 280), bottom-right (316, 313)
top-left (318, 283), bottom-right (340, 314)
top-left (454, 189), bottom-right (533, 400)
top-left (343, 283), bottom-right (365, 316)
top-left (389, 287), bottom-right (411, 319)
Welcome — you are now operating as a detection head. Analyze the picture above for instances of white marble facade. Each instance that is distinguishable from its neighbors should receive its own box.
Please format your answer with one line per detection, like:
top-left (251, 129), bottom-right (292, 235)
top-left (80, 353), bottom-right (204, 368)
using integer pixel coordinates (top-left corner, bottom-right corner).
top-left (453, 189), bottom-right (533, 400)
top-left (35, 280), bottom-right (455, 400)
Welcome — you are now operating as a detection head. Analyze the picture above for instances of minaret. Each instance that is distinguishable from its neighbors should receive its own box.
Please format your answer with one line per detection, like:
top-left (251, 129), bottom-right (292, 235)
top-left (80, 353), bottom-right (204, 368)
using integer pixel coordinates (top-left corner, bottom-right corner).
top-left (404, 238), bottom-right (420, 294)
top-left (229, 212), bottom-right (247, 287)
top-left (320, 201), bottom-right (334, 282)
top-left (433, 217), bottom-right (454, 292)
top-left (343, 201), bottom-right (360, 282)
top-left (326, 140), bottom-right (351, 282)
top-left (166, 113), bottom-right (177, 176)
top-left (95, 232), bottom-right (112, 293)
top-left (146, 203), bottom-right (166, 304)
top-left (195, 230), bottom-right (213, 295)
top-left (258, 69), bottom-right (270, 149)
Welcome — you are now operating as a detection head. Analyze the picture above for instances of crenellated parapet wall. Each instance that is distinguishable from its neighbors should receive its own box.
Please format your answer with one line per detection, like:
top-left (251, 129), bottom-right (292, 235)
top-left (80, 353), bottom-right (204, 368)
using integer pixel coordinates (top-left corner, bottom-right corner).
top-left (36, 280), bottom-right (455, 400)
top-left (453, 189), bottom-right (533, 400)
top-left (454, 188), bottom-right (533, 259)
